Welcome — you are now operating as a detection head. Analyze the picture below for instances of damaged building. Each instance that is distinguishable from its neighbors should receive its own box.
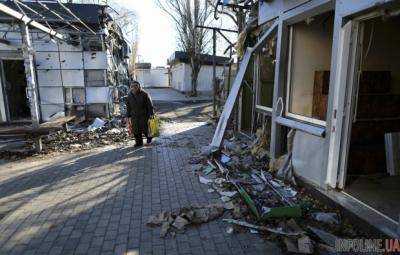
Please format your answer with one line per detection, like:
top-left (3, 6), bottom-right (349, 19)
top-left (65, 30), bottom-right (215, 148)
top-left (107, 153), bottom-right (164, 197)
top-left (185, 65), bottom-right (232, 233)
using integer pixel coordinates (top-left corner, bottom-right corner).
top-left (214, 0), bottom-right (400, 237)
top-left (0, 1), bottom-right (129, 123)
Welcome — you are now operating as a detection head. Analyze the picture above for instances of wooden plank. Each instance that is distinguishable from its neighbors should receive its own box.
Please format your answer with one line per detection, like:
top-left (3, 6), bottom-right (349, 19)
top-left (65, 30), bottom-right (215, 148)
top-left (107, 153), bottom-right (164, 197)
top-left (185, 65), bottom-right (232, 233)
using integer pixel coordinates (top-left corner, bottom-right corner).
top-left (0, 116), bottom-right (75, 135)
top-left (211, 49), bottom-right (252, 148)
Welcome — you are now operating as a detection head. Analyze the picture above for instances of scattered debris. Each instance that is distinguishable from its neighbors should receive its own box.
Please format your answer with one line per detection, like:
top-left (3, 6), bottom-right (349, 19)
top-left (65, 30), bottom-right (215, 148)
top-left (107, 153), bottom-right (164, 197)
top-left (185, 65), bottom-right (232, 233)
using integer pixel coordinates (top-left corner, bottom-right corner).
top-left (199, 176), bottom-right (213, 185)
top-left (147, 204), bottom-right (225, 238)
top-left (88, 118), bottom-right (106, 132)
top-left (311, 212), bottom-right (340, 225)
top-left (223, 219), bottom-right (305, 236)
top-left (308, 227), bottom-right (338, 247)
top-left (298, 236), bottom-right (314, 254)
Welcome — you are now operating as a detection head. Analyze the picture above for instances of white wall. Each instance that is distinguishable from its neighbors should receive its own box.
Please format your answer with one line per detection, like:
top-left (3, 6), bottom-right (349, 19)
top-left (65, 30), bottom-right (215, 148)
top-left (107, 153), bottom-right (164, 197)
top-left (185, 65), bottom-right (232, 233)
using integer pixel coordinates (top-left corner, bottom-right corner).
top-left (170, 63), bottom-right (224, 94)
top-left (135, 68), bottom-right (169, 88)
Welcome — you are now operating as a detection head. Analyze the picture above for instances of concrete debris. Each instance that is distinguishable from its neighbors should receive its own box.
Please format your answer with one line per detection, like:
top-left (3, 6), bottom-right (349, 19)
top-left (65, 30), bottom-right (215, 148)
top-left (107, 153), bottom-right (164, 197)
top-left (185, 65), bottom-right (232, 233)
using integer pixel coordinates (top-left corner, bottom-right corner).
top-left (226, 226), bottom-right (234, 234)
top-left (223, 219), bottom-right (305, 236)
top-left (311, 212), bottom-right (340, 225)
top-left (147, 204), bottom-right (225, 238)
top-left (308, 227), bottom-right (338, 247)
top-left (88, 118), bottom-right (106, 131)
top-left (172, 216), bottom-right (189, 230)
top-left (199, 176), bottom-right (213, 185)
top-left (297, 236), bottom-right (314, 254)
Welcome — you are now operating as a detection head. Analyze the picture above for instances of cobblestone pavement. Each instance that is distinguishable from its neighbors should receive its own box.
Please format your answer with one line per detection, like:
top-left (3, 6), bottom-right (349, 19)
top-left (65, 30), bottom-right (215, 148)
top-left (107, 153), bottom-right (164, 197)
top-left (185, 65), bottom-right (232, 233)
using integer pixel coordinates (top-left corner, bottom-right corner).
top-left (0, 102), bottom-right (281, 255)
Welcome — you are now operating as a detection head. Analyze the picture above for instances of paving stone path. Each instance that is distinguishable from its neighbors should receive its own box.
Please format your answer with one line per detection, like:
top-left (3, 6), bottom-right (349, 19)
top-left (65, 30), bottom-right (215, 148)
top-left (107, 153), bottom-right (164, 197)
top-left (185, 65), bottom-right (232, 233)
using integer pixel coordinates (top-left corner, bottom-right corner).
top-left (0, 102), bottom-right (281, 255)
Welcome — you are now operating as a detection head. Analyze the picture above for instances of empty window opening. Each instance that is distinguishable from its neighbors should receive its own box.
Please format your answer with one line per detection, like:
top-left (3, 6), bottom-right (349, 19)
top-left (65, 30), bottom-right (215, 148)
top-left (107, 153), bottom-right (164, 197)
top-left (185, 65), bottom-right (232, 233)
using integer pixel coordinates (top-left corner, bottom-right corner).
top-left (286, 11), bottom-right (334, 125)
top-left (345, 14), bottom-right (400, 221)
top-left (240, 56), bottom-right (255, 134)
top-left (2, 60), bottom-right (30, 122)
top-left (85, 70), bottom-right (106, 87)
top-left (257, 35), bottom-right (276, 111)
top-left (64, 87), bottom-right (85, 105)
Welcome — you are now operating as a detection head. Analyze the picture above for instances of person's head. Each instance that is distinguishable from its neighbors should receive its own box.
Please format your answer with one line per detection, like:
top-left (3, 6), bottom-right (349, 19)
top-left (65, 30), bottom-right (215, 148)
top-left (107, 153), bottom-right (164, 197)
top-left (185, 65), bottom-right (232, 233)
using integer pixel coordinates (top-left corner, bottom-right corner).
top-left (130, 80), bottom-right (141, 94)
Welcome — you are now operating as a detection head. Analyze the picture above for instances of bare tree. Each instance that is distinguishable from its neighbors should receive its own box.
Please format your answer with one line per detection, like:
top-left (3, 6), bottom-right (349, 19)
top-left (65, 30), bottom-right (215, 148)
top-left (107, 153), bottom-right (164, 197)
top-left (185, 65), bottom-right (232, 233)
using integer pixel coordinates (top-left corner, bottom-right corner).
top-left (156, 0), bottom-right (213, 96)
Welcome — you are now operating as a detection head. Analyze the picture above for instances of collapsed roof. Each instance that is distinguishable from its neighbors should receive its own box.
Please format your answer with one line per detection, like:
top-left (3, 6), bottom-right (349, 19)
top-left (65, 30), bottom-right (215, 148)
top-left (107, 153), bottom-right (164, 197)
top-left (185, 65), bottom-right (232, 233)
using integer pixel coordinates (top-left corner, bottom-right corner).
top-left (0, 1), bottom-right (109, 30)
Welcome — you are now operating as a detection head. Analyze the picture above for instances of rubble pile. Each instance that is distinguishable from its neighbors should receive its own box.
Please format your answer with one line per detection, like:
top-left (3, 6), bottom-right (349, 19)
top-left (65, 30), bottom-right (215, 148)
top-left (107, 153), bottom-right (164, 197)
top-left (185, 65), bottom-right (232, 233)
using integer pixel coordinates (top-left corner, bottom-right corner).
top-left (182, 128), bottom-right (369, 253)
top-left (43, 118), bottom-right (129, 153)
top-left (0, 117), bottom-right (130, 161)
top-left (147, 204), bottom-right (225, 238)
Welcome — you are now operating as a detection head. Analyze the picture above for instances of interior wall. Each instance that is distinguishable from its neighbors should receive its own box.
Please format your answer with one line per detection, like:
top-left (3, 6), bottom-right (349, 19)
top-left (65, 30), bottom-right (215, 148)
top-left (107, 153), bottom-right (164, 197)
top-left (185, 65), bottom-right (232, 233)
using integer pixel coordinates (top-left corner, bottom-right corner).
top-left (289, 13), bottom-right (333, 119)
top-left (361, 17), bottom-right (400, 94)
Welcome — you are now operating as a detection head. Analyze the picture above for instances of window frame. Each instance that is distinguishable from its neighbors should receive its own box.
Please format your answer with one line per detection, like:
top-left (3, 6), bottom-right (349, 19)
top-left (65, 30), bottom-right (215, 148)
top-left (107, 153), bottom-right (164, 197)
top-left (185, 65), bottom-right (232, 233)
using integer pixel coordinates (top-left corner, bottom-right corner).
top-left (255, 35), bottom-right (277, 114)
top-left (285, 25), bottom-right (327, 127)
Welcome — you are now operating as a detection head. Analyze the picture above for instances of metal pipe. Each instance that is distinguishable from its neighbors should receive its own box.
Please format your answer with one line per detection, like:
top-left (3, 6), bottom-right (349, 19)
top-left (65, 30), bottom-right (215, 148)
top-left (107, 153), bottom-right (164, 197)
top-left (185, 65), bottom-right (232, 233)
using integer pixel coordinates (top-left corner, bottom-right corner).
top-left (213, 28), bottom-right (217, 118)
top-left (0, 2), bottom-right (66, 41)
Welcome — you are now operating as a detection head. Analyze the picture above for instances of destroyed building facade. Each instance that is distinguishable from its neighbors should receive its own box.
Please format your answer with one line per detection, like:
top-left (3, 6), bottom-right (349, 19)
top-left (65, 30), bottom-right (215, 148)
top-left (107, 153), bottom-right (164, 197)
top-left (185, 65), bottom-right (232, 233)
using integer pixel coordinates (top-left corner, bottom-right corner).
top-left (0, 1), bottom-right (129, 123)
top-left (219, 0), bottom-right (400, 237)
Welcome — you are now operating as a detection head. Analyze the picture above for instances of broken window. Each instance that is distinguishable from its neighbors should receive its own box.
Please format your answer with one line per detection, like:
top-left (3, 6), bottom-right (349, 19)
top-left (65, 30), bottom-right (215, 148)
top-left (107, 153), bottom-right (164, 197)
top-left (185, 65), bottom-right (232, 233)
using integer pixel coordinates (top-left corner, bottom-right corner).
top-left (286, 12), bottom-right (334, 125)
top-left (257, 35), bottom-right (276, 111)
top-left (64, 87), bottom-right (85, 105)
top-left (85, 70), bottom-right (106, 87)
top-left (82, 35), bottom-right (104, 51)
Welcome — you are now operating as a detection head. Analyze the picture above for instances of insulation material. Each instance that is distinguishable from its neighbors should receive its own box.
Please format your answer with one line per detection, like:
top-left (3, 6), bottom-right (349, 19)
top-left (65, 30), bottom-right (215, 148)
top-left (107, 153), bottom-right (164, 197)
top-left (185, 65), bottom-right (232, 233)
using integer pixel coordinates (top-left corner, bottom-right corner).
top-left (83, 51), bottom-right (107, 69)
top-left (86, 87), bottom-right (109, 103)
top-left (39, 87), bottom-right (64, 104)
top-left (85, 70), bottom-right (106, 86)
top-left (59, 51), bottom-right (83, 69)
top-left (40, 104), bottom-right (64, 122)
top-left (37, 70), bottom-right (62, 86)
top-left (62, 70), bottom-right (84, 87)
top-left (35, 52), bottom-right (60, 69)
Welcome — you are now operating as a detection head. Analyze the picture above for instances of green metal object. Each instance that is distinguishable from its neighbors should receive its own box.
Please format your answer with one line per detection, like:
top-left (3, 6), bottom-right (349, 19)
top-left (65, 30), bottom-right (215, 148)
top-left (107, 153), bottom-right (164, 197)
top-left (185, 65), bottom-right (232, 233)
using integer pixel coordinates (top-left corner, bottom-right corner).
top-left (262, 206), bottom-right (302, 219)
top-left (238, 186), bottom-right (260, 219)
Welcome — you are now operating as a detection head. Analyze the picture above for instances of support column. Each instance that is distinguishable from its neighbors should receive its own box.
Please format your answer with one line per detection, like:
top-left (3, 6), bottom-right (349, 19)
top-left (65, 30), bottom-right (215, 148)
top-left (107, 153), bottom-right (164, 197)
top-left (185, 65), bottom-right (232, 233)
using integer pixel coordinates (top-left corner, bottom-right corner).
top-left (19, 23), bottom-right (42, 152)
top-left (212, 29), bottom-right (217, 118)
top-left (270, 20), bottom-right (288, 160)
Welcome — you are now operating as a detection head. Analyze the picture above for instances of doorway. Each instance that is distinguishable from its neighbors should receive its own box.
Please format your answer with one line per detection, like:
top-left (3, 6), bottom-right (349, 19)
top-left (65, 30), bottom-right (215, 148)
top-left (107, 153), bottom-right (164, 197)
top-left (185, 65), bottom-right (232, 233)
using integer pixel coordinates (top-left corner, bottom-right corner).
top-left (340, 13), bottom-right (400, 221)
top-left (2, 60), bottom-right (30, 122)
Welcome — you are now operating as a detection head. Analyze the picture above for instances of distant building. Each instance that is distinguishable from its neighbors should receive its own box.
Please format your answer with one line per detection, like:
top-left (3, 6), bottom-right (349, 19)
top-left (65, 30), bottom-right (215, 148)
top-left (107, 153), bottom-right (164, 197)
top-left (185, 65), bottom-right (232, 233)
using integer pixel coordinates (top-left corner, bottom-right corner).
top-left (134, 63), bottom-right (169, 88)
top-left (168, 51), bottom-right (229, 95)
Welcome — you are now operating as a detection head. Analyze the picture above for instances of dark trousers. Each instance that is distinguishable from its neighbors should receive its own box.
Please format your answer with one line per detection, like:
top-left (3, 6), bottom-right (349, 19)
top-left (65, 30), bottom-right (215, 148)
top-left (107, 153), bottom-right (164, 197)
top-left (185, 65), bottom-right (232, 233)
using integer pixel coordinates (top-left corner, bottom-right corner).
top-left (131, 116), bottom-right (151, 145)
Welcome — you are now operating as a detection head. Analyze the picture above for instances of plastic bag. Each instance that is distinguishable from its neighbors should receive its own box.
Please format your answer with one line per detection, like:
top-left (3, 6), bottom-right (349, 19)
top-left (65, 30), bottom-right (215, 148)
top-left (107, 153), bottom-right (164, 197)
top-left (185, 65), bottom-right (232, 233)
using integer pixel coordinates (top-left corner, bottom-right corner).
top-left (148, 115), bottom-right (160, 137)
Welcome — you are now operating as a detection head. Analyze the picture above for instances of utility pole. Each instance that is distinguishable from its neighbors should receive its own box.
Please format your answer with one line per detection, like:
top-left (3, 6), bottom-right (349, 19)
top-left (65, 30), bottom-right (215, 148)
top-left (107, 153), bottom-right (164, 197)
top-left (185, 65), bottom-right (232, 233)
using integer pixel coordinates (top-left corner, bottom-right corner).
top-left (19, 23), bottom-right (42, 152)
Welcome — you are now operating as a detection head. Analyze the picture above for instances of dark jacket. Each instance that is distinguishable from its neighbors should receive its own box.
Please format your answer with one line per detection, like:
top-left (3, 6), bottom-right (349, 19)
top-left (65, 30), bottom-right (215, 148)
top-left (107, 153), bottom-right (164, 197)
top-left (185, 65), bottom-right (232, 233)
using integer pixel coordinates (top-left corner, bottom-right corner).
top-left (126, 90), bottom-right (154, 119)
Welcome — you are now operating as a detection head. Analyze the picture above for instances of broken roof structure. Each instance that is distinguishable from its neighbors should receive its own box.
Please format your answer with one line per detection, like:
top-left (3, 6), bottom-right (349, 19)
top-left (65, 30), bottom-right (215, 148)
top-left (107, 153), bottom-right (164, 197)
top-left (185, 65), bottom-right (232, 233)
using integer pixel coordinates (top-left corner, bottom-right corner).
top-left (0, 0), bottom-right (130, 151)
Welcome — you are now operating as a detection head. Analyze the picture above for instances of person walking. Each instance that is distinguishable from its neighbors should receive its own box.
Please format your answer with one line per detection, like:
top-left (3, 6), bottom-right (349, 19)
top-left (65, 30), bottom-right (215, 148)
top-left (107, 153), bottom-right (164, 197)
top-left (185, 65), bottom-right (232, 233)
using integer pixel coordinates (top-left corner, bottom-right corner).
top-left (126, 80), bottom-right (154, 147)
